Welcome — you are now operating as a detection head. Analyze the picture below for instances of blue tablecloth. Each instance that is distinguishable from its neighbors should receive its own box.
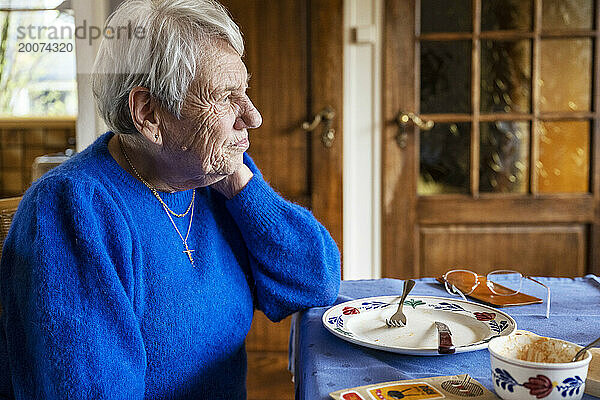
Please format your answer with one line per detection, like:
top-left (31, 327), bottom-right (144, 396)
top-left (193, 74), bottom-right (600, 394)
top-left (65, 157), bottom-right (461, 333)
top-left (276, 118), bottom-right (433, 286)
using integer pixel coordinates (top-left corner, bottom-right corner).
top-left (290, 275), bottom-right (600, 399)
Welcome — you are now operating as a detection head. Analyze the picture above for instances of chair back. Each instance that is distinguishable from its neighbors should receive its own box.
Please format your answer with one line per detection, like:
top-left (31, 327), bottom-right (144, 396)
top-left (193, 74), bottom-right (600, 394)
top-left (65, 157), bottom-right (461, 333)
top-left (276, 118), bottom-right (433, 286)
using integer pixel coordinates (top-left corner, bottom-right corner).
top-left (0, 197), bottom-right (21, 259)
top-left (0, 196), bottom-right (21, 316)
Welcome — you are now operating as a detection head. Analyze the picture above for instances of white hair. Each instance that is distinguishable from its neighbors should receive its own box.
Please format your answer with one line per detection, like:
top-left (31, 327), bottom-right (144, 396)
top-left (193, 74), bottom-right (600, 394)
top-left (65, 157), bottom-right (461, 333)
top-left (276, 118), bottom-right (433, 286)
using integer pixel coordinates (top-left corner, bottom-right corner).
top-left (91, 0), bottom-right (244, 135)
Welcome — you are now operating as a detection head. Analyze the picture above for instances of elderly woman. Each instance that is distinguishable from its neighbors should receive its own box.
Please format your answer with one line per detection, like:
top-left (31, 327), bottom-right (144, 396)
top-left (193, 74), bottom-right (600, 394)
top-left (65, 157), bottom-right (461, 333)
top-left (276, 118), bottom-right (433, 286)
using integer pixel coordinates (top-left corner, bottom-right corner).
top-left (0, 0), bottom-right (340, 398)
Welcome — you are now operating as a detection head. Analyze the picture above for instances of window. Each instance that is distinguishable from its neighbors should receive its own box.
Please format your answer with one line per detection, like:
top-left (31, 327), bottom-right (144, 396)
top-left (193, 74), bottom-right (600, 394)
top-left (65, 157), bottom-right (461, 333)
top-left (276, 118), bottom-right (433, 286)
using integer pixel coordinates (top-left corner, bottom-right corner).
top-left (0, 0), bottom-right (76, 197)
top-left (417, 0), bottom-right (595, 195)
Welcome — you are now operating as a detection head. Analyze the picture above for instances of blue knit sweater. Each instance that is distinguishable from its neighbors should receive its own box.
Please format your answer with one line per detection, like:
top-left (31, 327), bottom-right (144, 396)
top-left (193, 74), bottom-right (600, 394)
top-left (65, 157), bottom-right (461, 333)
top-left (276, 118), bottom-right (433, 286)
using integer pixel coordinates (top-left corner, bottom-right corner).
top-left (0, 132), bottom-right (341, 399)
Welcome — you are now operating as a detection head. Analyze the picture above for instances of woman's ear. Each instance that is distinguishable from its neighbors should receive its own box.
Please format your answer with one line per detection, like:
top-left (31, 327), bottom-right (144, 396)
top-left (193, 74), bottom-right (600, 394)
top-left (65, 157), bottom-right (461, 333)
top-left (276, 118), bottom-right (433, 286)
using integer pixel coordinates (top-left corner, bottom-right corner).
top-left (129, 86), bottom-right (162, 145)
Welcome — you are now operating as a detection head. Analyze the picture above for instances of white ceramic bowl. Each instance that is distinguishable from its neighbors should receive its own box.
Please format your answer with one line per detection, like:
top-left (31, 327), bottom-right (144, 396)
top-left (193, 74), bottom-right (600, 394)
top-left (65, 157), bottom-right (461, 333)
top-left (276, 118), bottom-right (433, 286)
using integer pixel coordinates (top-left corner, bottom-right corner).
top-left (488, 331), bottom-right (592, 400)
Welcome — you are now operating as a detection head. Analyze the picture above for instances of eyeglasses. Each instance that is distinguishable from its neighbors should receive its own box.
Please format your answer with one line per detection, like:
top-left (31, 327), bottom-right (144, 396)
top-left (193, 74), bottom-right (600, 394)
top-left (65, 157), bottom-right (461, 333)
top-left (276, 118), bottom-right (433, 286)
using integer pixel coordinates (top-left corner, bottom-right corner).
top-left (441, 269), bottom-right (551, 318)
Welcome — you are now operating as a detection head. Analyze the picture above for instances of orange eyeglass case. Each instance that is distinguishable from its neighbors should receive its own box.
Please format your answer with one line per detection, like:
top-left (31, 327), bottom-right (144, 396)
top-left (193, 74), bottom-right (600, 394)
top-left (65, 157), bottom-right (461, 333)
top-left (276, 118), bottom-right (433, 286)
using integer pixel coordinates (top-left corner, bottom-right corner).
top-left (436, 275), bottom-right (543, 307)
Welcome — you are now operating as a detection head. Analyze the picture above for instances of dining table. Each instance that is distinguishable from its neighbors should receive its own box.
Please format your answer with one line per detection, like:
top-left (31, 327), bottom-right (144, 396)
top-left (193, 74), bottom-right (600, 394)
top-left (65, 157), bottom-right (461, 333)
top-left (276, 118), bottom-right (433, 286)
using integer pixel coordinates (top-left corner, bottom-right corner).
top-left (289, 275), bottom-right (600, 399)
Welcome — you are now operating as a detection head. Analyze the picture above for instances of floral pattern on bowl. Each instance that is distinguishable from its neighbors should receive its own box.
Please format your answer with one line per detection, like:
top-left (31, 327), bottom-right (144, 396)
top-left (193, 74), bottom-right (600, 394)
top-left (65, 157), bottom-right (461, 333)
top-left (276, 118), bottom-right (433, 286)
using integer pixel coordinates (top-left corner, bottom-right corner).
top-left (488, 332), bottom-right (592, 400)
top-left (493, 368), bottom-right (585, 399)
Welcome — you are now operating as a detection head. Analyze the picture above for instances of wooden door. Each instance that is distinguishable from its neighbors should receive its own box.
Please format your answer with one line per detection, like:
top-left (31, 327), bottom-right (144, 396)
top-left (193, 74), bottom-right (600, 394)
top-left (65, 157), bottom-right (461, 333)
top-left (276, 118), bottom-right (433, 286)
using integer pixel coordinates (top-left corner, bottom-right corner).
top-left (220, 0), bottom-right (343, 362)
top-left (383, 0), bottom-right (600, 279)
top-left (222, 0), bottom-right (343, 249)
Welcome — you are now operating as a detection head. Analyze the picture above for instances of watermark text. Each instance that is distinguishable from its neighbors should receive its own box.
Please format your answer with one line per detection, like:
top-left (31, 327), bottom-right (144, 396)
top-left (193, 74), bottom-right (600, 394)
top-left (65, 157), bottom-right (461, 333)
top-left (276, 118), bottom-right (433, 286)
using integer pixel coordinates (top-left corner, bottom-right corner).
top-left (17, 20), bottom-right (146, 46)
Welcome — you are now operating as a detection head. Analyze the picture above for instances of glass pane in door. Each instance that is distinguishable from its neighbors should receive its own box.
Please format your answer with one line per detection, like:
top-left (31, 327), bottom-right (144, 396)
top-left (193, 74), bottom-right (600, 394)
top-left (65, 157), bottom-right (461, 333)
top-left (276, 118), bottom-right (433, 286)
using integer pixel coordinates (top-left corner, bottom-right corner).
top-left (536, 121), bottom-right (589, 193)
top-left (542, 0), bottom-right (594, 30)
top-left (421, 41), bottom-right (472, 114)
top-left (481, 40), bottom-right (531, 113)
top-left (481, 0), bottom-right (532, 31)
top-left (540, 39), bottom-right (592, 112)
top-left (419, 122), bottom-right (471, 195)
top-left (421, 0), bottom-right (471, 33)
top-left (480, 121), bottom-right (529, 193)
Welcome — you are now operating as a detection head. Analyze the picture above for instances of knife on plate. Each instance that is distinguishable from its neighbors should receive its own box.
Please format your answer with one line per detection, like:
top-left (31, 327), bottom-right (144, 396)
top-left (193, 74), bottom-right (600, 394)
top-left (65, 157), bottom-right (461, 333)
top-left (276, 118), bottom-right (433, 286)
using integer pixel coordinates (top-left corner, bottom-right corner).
top-left (434, 321), bottom-right (456, 354)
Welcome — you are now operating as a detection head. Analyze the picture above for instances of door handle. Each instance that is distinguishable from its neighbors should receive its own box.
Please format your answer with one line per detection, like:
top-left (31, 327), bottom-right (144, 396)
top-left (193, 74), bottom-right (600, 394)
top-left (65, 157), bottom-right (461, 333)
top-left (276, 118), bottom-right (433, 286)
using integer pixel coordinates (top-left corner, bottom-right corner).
top-left (394, 111), bottom-right (434, 148)
top-left (302, 106), bottom-right (336, 148)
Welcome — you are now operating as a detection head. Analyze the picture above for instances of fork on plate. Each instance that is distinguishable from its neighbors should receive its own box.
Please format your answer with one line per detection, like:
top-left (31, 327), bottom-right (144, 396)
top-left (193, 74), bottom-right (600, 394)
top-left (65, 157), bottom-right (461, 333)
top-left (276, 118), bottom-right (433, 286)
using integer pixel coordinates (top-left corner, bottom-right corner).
top-left (385, 279), bottom-right (416, 327)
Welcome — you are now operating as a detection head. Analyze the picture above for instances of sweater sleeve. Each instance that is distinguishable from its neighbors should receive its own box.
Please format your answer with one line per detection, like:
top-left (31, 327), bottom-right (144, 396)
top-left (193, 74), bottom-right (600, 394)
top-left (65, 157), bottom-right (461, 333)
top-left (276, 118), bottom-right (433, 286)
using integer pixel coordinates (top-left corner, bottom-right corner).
top-left (0, 176), bottom-right (146, 399)
top-left (224, 153), bottom-right (341, 322)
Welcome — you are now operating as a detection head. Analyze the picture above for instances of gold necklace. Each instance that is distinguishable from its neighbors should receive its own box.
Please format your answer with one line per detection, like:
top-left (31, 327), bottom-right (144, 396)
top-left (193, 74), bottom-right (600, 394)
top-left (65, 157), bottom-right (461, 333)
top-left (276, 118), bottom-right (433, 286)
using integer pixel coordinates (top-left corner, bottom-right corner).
top-left (118, 135), bottom-right (193, 218)
top-left (119, 135), bottom-right (196, 266)
top-left (162, 194), bottom-right (196, 267)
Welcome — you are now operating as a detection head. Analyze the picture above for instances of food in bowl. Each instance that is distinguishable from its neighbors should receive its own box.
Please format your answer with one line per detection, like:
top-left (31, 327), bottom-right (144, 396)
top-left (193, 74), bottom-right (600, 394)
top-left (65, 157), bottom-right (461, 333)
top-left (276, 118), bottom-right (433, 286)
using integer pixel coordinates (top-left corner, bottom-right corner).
top-left (488, 331), bottom-right (592, 400)
top-left (516, 336), bottom-right (583, 363)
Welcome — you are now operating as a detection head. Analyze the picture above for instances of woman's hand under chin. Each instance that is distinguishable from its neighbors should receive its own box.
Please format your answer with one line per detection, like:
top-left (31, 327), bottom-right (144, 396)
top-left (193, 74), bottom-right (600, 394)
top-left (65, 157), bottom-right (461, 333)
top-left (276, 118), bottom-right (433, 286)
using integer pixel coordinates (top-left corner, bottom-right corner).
top-left (210, 163), bottom-right (254, 199)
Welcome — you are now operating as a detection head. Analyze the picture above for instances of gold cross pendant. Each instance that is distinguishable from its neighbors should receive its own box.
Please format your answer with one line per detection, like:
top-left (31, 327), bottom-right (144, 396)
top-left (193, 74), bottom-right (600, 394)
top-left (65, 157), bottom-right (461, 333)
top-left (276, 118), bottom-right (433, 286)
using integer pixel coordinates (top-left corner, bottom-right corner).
top-left (182, 242), bottom-right (195, 267)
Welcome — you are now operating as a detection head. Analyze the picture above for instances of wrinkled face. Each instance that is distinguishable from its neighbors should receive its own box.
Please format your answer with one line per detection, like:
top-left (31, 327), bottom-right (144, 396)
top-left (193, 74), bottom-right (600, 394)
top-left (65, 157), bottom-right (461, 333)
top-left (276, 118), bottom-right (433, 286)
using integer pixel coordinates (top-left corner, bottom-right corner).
top-left (159, 40), bottom-right (262, 186)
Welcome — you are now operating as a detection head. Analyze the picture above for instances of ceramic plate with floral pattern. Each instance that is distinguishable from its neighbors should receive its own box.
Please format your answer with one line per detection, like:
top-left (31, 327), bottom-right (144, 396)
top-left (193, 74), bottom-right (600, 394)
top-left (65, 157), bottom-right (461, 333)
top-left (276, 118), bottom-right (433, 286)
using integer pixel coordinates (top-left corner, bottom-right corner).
top-left (322, 296), bottom-right (517, 355)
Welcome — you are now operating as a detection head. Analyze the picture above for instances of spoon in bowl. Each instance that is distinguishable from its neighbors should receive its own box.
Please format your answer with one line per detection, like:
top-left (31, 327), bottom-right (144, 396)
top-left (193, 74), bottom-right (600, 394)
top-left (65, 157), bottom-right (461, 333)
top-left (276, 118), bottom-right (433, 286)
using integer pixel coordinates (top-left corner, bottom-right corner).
top-left (572, 335), bottom-right (600, 362)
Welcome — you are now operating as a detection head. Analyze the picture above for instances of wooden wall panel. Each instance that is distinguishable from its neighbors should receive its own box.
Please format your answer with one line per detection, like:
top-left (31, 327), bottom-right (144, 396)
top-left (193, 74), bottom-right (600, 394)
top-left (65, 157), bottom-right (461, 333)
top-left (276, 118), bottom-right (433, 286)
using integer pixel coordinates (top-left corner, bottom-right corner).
top-left (245, 312), bottom-right (291, 352)
top-left (420, 225), bottom-right (586, 278)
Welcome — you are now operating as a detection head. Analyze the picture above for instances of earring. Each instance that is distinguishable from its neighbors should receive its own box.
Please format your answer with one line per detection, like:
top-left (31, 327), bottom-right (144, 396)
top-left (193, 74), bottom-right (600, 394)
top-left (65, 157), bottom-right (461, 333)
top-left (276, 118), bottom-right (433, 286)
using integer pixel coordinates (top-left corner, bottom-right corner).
top-left (181, 146), bottom-right (188, 151)
top-left (154, 134), bottom-right (159, 141)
